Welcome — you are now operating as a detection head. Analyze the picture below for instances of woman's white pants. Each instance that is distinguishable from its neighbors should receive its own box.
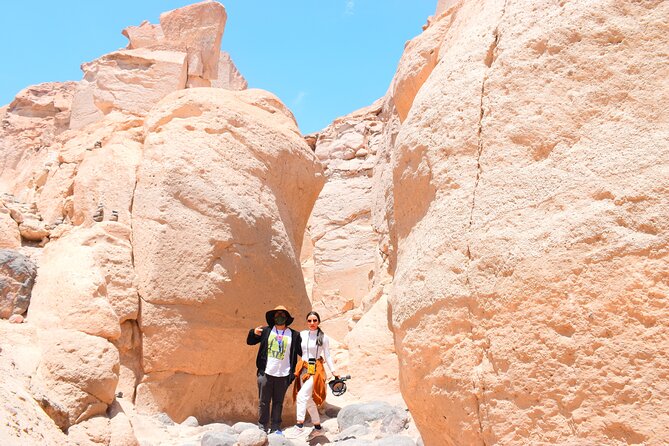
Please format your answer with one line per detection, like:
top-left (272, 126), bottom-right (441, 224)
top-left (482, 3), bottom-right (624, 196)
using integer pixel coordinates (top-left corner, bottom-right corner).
top-left (296, 375), bottom-right (320, 424)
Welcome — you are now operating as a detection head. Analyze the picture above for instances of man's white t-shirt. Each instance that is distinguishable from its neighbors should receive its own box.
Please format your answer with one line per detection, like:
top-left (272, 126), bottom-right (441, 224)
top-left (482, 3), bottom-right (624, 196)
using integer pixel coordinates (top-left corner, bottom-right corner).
top-left (265, 327), bottom-right (292, 377)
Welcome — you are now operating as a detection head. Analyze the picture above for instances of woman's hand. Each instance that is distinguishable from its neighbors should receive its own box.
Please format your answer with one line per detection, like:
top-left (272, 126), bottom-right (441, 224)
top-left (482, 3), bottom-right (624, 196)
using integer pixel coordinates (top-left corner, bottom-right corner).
top-left (254, 326), bottom-right (264, 336)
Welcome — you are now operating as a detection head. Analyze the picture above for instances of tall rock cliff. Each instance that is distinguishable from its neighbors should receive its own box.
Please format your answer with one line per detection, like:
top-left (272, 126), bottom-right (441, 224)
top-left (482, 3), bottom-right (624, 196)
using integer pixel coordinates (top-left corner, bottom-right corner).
top-left (384, 0), bottom-right (669, 444)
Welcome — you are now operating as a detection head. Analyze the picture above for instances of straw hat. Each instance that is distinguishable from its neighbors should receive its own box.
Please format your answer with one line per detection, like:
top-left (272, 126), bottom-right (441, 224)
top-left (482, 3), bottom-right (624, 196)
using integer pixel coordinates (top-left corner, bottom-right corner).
top-left (265, 305), bottom-right (294, 326)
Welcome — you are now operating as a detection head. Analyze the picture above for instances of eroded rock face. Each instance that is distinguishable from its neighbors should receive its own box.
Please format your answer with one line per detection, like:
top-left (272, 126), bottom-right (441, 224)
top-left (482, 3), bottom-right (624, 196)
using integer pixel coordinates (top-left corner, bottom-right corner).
top-left (0, 82), bottom-right (78, 195)
top-left (29, 223), bottom-right (138, 340)
top-left (389, 0), bottom-right (669, 444)
top-left (0, 326), bottom-right (68, 444)
top-left (211, 51), bottom-right (248, 91)
top-left (307, 103), bottom-right (384, 328)
top-left (69, 1), bottom-right (245, 129)
top-left (0, 205), bottom-right (20, 249)
top-left (32, 329), bottom-right (119, 430)
top-left (28, 223), bottom-right (139, 428)
top-left (132, 87), bottom-right (323, 422)
top-left (70, 49), bottom-right (189, 129)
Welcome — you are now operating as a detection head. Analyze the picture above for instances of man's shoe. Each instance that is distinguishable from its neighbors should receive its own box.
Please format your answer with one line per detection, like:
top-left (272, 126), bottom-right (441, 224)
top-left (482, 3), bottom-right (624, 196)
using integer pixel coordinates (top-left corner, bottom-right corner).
top-left (269, 428), bottom-right (283, 435)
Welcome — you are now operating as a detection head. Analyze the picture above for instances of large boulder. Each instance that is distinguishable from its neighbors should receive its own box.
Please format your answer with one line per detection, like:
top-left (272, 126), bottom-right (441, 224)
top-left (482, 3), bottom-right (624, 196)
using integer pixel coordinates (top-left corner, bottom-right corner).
top-left (132, 87), bottom-right (323, 422)
top-left (0, 329), bottom-right (68, 445)
top-left (389, 0), bottom-right (669, 444)
top-left (337, 401), bottom-right (408, 435)
top-left (159, 0), bottom-right (227, 86)
top-left (29, 223), bottom-right (139, 340)
top-left (69, 2), bottom-right (237, 129)
top-left (32, 329), bottom-right (119, 430)
top-left (69, 48), bottom-right (188, 129)
top-left (70, 133), bottom-right (143, 226)
top-left (0, 249), bottom-right (36, 318)
top-left (344, 295), bottom-right (400, 402)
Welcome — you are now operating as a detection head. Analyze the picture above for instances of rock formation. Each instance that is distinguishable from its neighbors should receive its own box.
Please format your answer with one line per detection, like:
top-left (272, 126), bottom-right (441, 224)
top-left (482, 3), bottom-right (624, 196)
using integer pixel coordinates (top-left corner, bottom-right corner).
top-left (132, 87), bottom-right (323, 422)
top-left (385, 0), bottom-right (669, 444)
top-left (1, 0), bottom-right (667, 444)
top-left (305, 102), bottom-right (384, 334)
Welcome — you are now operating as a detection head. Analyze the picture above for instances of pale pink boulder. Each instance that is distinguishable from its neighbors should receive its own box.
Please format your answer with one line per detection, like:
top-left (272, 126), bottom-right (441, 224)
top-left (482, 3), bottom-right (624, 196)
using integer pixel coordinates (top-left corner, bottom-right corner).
top-left (122, 20), bottom-right (164, 49)
top-left (306, 103), bottom-right (383, 328)
top-left (132, 87), bottom-right (323, 422)
top-left (70, 49), bottom-right (188, 128)
top-left (159, 1), bottom-right (227, 82)
top-left (121, 1), bottom-right (237, 90)
top-left (28, 224), bottom-right (137, 429)
top-left (29, 223), bottom-right (138, 341)
top-left (32, 329), bottom-right (119, 430)
top-left (0, 207), bottom-right (20, 249)
top-left (70, 137), bottom-right (142, 226)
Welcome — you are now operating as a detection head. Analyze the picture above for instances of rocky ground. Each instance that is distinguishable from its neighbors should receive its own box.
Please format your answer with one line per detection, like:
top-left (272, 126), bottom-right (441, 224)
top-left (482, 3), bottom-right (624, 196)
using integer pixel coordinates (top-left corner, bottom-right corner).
top-left (0, 318), bottom-right (422, 446)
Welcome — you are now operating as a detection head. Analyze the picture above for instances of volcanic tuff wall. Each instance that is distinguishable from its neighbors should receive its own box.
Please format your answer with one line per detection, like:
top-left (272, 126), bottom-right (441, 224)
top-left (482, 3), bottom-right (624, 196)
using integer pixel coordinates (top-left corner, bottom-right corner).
top-left (1, 0), bottom-right (667, 445)
top-left (383, 0), bottom-right (669, 444)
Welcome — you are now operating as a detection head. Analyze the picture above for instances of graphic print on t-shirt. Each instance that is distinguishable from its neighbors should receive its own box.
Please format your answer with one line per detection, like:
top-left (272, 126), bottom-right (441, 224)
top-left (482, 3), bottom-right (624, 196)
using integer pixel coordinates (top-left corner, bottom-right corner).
top-left (267, 328), bottom-right (291, 360)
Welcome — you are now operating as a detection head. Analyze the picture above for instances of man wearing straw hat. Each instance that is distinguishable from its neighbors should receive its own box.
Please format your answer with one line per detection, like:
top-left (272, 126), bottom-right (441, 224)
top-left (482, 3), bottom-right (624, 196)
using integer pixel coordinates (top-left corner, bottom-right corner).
top-left (247, 305), bottom-right (302, 434)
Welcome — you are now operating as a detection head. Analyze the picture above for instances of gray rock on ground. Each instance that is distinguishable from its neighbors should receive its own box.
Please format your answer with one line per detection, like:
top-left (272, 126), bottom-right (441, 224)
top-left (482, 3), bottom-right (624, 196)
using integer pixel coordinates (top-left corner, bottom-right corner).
top-left (373, 436), bottom-right (416, 446)
top-left (337, 401), bottom-right (408, 434)
top-left (0, 249), bottom-right (37, 318)
top-left (232, 421), bottom-right (261, 433)
top-left (203, 422), bottom-right (236, 436)
top-left (200, 431), bottom-right (237, 446)
top-left (268, 433), bottom-right (296, 445)
top-left (237, 428), bottom-right (268, 446)
top-left (335, 439), bottom-right (373, 446)
top-left (181, 415), bottom-right (199, 427)
top-left (334, 424), bottom-right (370, 442)
top-left (155, 412), bottom-right (175, 426)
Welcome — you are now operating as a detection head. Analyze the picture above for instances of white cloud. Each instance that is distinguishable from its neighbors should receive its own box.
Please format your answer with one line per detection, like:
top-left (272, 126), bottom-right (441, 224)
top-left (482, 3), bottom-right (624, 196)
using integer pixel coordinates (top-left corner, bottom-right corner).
top-left (345, 0), bottom-right (355, 15)
top-left (292, 91), bottom-right (307, 107)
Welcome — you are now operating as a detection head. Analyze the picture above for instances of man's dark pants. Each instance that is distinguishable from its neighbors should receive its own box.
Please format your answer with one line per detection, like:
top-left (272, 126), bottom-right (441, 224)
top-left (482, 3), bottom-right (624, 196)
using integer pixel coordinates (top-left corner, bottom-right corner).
top-left (257, 373), bottom-right (290, 431)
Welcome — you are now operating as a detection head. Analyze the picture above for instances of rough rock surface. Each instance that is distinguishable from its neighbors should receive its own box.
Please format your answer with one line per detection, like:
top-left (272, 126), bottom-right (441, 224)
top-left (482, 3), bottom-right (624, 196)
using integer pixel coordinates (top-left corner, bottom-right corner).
top-left (343, 295), bottom-right (400, 403)
top-left (306, 103), bottom-right (383, 326)
top-left (211, 51), bottom-right (248, 91)
top-left (0, 205), bottom-right (21, 248)
top-left (388, 0), bottom-right (669, 444)
top-left (132, 87), bottom-right (323, 422)
top-left (29, 223), bottom-right (138, 340)
top-left (337, 401), bottom-right (408, 435)
top-left (0, 81), bottom-right (78, 194)
top-left (0, 249), bottom-right (37, 318)
top-left (70, 1), bottom-right (244, 130)
top-left (70, 48), bottom-right (188, 128)
top-left (32, 329), bottom-right (119, 430)
top-left (0, 321), bottom-right (68, 445)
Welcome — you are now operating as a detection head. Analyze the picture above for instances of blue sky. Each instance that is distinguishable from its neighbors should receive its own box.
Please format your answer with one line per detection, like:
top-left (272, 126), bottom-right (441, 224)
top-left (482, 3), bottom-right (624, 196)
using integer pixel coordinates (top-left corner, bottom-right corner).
top-left (0, 1), bottom-right (436, 134)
